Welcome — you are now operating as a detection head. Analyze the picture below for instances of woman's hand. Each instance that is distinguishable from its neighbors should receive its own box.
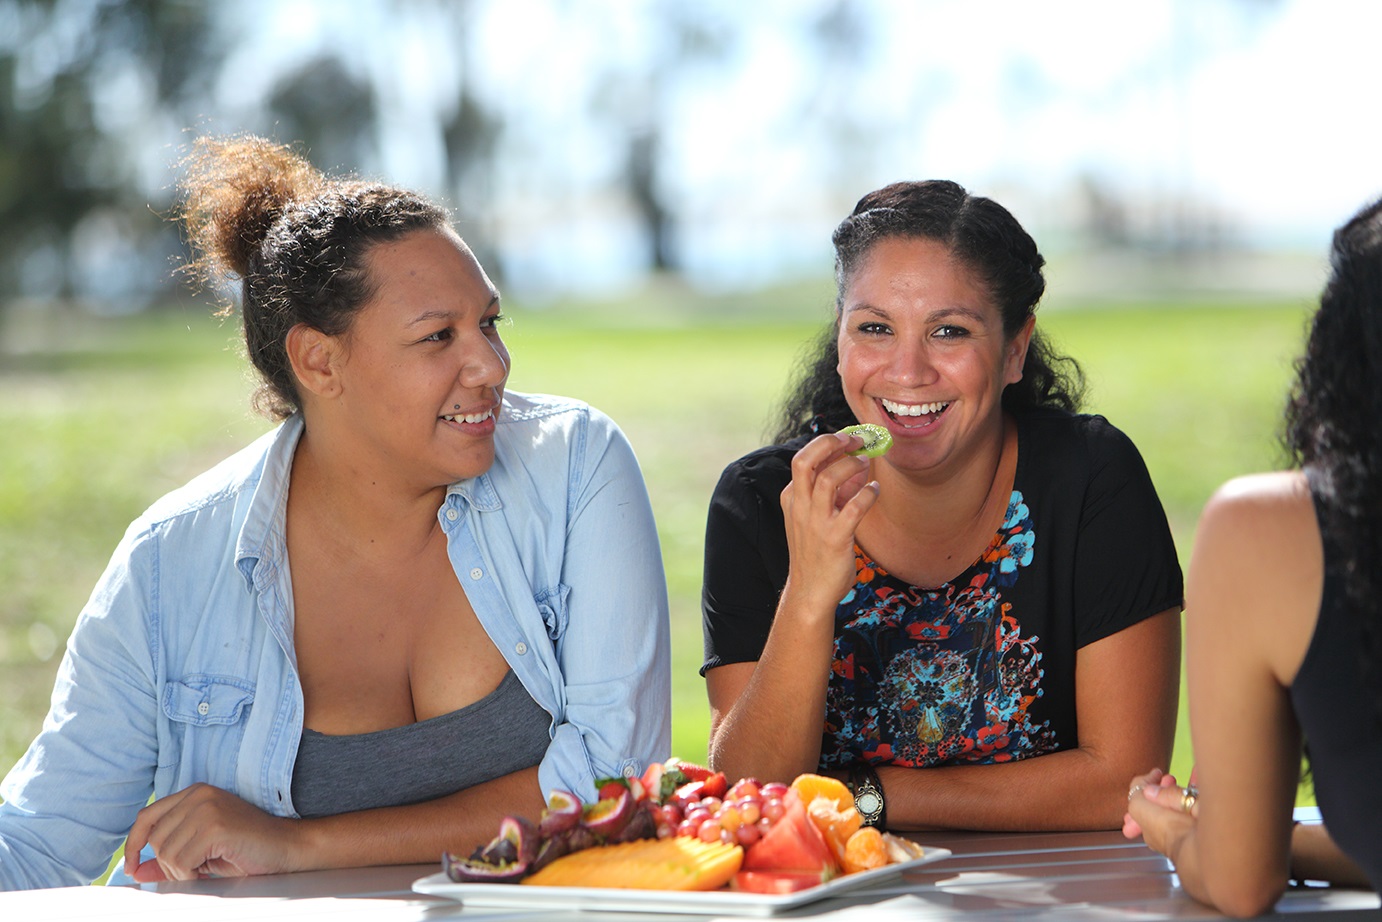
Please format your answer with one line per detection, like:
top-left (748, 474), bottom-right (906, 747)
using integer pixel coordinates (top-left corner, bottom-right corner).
top-left (1124, 767), bottom-right (1198, 861)
top-left (706, 432), bottom-right (879, 782)
top-left (779, 431), bottom-right (879, 612)
top-left (124, 783), bottom-right (301, 882)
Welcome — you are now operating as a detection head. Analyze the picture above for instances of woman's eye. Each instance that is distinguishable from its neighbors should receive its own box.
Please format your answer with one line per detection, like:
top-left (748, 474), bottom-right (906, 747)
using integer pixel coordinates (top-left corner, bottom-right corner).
top-left (482, 312), bottom-right (509, 332)
top-left (934, 324), bottom-right (969, 339)
top-left (857, 321), bottom-right (891, 336)
top-left (421, 328), bottom-right (453, 343)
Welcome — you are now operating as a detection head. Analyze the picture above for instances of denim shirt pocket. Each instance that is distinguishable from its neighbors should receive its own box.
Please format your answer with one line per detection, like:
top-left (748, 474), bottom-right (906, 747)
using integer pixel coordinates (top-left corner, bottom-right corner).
top-left (163, 675), bottom-right (256, 726)
top-left (534, 584), bottom-right (571, 643)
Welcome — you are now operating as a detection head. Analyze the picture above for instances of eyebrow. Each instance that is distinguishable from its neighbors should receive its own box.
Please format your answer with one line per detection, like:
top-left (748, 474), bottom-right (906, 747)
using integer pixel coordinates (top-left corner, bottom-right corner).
top-left (407, 295), bottom-right (501, 327)
top-left (845, 303), bottom-right (990, 325)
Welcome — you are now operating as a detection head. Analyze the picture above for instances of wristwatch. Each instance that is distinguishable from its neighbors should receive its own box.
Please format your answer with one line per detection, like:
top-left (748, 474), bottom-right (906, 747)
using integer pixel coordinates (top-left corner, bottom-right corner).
top-left (848, 764), bottom-right (886, 829)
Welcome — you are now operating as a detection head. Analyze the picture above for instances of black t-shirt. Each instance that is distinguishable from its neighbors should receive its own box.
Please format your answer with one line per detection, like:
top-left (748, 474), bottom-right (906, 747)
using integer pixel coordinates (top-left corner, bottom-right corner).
top-left (702, 408), bottom-right (1184, 768)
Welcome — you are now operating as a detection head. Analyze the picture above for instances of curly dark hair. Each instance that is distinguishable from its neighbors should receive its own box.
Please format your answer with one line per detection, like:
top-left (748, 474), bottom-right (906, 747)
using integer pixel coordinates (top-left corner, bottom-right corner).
top-left (178, 135), bottom-right (451, 420)
top-left (1284, 195), bottom-right (1382, 702)
top-left (775, 180), bottom-right (1085, 442)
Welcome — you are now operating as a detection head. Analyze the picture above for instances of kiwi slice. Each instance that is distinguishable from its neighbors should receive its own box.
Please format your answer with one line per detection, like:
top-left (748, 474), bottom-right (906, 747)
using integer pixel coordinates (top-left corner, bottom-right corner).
top-left (839, 423), bottom-right (892, 457)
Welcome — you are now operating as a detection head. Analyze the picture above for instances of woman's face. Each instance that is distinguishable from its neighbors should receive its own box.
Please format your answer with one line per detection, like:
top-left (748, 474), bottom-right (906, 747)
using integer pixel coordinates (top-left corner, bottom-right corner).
top-left (328, 227), bottom-right (510, 488)
top-left (836, 235), bottom-right (1031, 480)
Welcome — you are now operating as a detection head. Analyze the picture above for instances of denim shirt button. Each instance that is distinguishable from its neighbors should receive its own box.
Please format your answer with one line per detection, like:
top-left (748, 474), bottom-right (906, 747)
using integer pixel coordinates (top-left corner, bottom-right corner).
top-left (515, 641), bottom-right (528, 655)
top-left (197, 702), bottom-right (210, 716)
top-left (469, 567), bottom-right (483, 580)
top-left (445, 508), bottom-right (459, 522)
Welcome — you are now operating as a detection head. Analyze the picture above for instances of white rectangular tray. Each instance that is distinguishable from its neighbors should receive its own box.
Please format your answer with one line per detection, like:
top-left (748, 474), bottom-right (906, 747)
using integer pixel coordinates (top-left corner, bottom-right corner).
top-left (412, 846), bottom-right (950, 916)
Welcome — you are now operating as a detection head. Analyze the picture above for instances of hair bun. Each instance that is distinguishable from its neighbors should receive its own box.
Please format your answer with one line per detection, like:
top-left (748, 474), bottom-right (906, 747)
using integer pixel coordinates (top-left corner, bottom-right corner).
top-left (179, 135), bottom-right (325, 281)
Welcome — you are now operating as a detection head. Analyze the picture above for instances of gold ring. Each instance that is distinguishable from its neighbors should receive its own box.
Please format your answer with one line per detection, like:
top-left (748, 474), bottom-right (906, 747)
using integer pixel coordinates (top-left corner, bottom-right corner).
top-left (1179, 785), bottom-right (1198, 813)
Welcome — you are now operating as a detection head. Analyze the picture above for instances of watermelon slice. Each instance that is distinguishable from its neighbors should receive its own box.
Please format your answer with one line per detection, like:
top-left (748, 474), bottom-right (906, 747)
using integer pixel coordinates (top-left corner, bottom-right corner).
top-left (742, 791), bottom-right (839, 878)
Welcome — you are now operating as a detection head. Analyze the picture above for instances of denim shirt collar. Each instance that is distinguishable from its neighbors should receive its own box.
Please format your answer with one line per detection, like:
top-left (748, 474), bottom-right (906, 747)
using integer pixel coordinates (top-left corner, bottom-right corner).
top-left (233, 416), bottom-right (301, 593)
top-left (446, 470), bottom-right (503, 513)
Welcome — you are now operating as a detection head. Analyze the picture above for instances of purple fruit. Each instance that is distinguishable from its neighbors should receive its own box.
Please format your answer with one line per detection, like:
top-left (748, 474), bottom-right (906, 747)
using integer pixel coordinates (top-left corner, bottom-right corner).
top-left (561, 824), bottom-right (599, 853)
top-left (529, 834), bottom-right (570, 874)
top-left (581, 788), bottom-right (635, 840)
top-left (538, 789), bottom-right (582, 837)
top-left (613, 804), bottom-right (657, 843)
top-left (443, 852), bottom-right (528, 884)
top-left (478, 815), bottom-right (539, 867)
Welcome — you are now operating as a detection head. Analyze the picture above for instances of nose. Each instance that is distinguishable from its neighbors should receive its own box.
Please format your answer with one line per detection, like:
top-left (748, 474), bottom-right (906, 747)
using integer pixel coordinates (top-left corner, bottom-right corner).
top-left (884, 339), bottom-right (938, 388)
top-left (459, 330), bottom-right (510, 389)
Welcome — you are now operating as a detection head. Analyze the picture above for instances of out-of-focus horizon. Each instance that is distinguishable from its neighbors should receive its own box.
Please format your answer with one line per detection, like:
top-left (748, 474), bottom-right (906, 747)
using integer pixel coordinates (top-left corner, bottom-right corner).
top-left (0, 0), bottom-right (1376, 317)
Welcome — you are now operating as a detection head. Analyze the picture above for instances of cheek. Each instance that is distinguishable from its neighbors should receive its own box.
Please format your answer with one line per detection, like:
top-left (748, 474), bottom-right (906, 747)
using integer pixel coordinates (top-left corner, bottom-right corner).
top-left (836, 341), bottom-right (870, 386)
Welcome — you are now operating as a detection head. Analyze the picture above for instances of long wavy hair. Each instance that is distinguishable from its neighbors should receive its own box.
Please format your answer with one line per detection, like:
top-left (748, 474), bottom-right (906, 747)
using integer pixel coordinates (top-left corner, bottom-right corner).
top-left (1284, 195), bottom-right (1382, 704)
top-left (775, 180), bottom-right (1085, 442)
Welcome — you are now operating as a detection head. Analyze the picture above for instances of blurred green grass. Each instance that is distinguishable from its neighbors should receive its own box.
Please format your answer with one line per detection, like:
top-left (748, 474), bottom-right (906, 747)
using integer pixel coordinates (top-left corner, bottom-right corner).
top-left (0, 285), bottom-right (1314, 799)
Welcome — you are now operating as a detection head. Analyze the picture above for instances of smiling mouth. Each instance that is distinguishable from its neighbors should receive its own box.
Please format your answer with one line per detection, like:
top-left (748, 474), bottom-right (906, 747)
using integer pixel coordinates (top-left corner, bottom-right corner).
top-left (441, 408), bottom-right (495, 424)
top-left (880, 398), bottom-right (950, 428)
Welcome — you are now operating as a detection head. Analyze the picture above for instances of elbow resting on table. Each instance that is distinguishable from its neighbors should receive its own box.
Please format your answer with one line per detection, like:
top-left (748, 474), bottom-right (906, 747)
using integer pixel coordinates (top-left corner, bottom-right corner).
top-left (1204, 872), bottom-right (1287, 919)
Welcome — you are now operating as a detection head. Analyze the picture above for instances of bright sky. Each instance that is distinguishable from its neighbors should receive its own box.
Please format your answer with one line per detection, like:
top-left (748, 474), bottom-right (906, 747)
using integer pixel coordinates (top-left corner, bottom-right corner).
top-left (223, 0), bottom-right (1381, 292)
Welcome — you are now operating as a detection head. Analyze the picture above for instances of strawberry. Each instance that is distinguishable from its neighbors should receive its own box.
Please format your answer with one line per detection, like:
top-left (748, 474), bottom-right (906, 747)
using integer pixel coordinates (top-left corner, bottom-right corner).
top-left (641, 762), bottom-right (665, 801)
top-left (667, 760), bottom-right (714, 783)
top-left (702, 771), bottom-right (729, 799)
top-left (598, 780), bottom-right (629, 801)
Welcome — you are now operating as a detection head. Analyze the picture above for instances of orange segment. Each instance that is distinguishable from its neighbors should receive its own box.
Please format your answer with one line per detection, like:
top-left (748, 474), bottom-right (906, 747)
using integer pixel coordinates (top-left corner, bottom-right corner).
top-left (789, 773), bottom-right (853, 811)
top-left (805, 795), bottom-right (862, 866)
top-left (842, 826), bottom-right (888, 874)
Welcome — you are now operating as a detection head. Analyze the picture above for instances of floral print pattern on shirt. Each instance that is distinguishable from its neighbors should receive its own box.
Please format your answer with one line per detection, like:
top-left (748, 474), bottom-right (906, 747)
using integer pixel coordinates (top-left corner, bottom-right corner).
top-left (820, 490), bottom-right (1057, 769)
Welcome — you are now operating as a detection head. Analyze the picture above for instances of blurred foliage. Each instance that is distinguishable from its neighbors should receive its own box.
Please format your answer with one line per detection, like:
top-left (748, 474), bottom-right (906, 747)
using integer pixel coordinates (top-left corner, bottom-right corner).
top-left (0, 0), bottom-right (227, 308)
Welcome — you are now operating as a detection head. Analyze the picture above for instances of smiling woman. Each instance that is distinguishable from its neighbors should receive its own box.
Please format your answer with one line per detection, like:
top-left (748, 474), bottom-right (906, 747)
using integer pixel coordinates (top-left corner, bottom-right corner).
top-left (0, 136), bottom-right (671, 891)
top-left (702, 180), bottom-right (1183, 834)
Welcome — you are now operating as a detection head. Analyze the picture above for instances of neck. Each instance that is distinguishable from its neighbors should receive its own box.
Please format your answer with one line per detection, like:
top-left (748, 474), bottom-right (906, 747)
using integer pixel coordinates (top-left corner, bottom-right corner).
top-left (868, 415), bottom-right (1015, 547)
top-left (288, 426), bottom-right (448, 559)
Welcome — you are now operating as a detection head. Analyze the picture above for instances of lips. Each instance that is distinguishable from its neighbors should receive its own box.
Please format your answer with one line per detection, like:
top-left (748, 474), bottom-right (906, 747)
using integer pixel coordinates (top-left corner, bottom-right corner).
top-left (441, 408), bottom-right (495, 424)
top-left (879, 398), bottom-right (950, 429)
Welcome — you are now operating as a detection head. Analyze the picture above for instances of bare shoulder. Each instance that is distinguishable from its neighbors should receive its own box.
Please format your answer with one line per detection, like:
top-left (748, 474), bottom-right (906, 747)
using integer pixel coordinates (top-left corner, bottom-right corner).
top-left (1190, 470), bottom-right (1322, 679)
top-left (1199, 471), bottom-right (1315, 542)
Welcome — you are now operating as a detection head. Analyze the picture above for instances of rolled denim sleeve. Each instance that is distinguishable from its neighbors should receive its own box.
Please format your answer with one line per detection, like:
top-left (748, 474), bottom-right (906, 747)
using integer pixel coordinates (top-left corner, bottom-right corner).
top-left (537, 409), bottom-right (671, 801)
top-left (0, 523), bottom-right (160, 890)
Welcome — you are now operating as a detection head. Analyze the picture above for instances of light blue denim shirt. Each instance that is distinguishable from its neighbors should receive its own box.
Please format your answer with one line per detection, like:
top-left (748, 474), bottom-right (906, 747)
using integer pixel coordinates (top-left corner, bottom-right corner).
top-left (0, 391), bottom-right (671, 890)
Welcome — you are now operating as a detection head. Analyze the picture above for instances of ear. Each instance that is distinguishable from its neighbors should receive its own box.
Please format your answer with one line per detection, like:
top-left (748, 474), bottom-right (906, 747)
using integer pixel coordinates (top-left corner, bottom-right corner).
top-left (1003, 315), bottom-right (1037, 385)
top-left (285, 323), bottom-right (344, 400)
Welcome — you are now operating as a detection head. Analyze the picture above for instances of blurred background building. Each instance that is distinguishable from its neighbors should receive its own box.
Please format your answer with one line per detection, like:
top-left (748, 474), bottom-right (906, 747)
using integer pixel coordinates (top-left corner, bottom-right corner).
top-left (0, 0), bottom-right (1375, 318)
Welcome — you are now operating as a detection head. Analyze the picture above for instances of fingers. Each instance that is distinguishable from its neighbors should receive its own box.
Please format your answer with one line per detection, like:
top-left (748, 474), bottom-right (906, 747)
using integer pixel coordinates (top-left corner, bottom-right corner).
top-left (1143, 780), bottom-right (1199, 816)
top-left (124, 783), bottom-right (265, 882)
top-left (124, 785), bottom-right (195, 879)
top-left (788, 434), bottom-right (871, 505)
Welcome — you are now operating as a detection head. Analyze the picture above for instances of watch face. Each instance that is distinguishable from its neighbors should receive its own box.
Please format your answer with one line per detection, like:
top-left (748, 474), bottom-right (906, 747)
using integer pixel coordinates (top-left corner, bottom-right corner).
top-left (855, 789), bottom-right (882, 817)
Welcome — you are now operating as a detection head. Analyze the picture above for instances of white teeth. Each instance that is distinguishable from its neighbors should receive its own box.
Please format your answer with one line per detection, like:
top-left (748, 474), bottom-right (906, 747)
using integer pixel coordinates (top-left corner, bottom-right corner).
top-left (881, 398), bottom-right (949, 417)
top-left (442, 409), bottom-right (493, 424)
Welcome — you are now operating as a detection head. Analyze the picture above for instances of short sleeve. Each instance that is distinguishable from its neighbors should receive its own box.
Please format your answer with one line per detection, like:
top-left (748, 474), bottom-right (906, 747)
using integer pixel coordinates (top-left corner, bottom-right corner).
top-left (1069, 416), bottom-right (1184, 646)
top-left (700, 445), bottom-right (796, 675)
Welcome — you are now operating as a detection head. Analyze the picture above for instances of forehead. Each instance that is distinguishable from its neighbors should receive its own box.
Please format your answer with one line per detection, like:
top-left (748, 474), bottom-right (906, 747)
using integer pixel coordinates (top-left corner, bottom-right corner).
top-left (361, 228), bottom-right (496, 309)
top-left (845, 236), bottom-right (993, 311)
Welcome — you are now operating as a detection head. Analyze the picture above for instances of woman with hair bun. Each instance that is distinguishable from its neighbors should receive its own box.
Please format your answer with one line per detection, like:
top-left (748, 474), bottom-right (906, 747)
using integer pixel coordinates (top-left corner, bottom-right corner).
top-left (0, 136), bottom-right (671, 889)
top-left (1125, 198), bottom-right (1382, 916)
top-left (702, 180), bottom-right (1182, 831)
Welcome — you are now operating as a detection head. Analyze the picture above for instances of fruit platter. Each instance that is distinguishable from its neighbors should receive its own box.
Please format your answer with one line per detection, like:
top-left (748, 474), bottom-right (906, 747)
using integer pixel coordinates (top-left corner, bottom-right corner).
top-left (411, 759), bottom-right (950, 916)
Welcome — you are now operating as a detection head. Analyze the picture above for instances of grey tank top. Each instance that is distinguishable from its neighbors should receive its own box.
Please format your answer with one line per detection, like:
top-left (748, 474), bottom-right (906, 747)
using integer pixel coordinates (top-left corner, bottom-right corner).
top-left (290, 670), bottom-right (550, 818)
